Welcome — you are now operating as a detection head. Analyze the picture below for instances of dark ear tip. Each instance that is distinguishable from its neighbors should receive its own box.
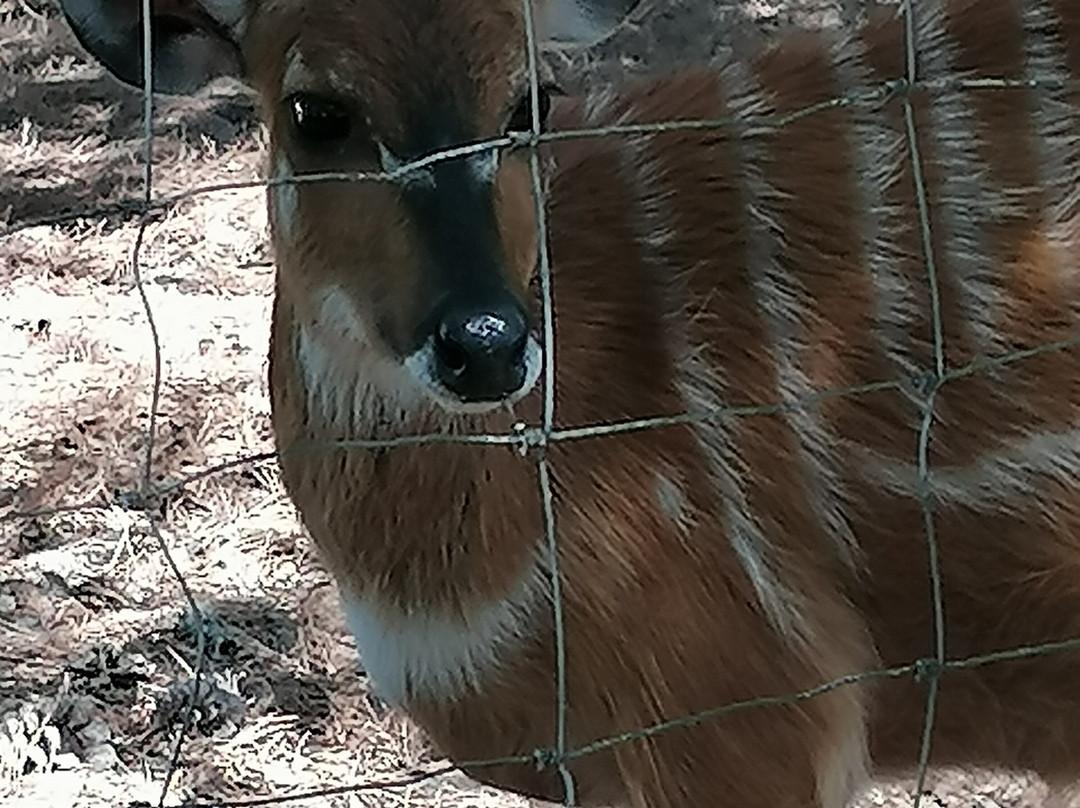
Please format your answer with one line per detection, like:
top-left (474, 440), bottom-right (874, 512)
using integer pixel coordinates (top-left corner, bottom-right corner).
top-left (58, 0), bottom-right (246, 96)
top-left (72, 26), bottom-right (149, 89)
top-left (58, 0), bottom-right (147, 88)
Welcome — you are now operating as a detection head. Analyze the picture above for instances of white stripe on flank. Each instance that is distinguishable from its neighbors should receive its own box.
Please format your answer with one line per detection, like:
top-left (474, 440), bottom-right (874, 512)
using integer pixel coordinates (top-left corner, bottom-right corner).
top-left (913, 0), bottom-right (1009, 356)
top-left (860, 425), bottom-right (1080, 508)
top-left (1022, 0), bottom-right (1080, 277)
top-left (726, 54), bottom-right (863, 578)
top-left (831, 29), bottom-right (922, 380)
top-left (616, 64), bottom-right (814, 644)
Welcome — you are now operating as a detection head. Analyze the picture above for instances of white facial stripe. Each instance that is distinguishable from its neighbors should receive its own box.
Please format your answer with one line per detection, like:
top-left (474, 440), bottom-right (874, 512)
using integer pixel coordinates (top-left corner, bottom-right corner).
top-left (296, 285), bottom-right (429, 429)
top-left (281, 44), bottom-right (313, 96)
top-left (316, 284), bottom-right (369, 342)
top-left (376, 142), bottom-right (401, 172)
top-left (467, 149), bottom-right (500, 185)
top-left (378, 142), bottom-right (437, 190)
top-left (270, 155), bottom-right (298, 240)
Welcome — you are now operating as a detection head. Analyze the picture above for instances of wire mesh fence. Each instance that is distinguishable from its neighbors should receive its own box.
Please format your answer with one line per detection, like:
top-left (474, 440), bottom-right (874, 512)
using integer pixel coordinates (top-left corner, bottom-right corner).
top-left (4, 0), bottom-right (1080, 806)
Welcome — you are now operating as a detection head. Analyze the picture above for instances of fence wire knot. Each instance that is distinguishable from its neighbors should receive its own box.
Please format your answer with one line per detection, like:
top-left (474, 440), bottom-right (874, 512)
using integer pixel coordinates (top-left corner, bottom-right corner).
top-left (512, 421), bottom-right (548, 456)
top-left (883, 76), bottom-right (912, 99)
top-left (913, 656), bottom-right (945, 684)
top-left (912, 369), bottom-right (944, 399)
top-left (508, 130), bottom-right (541, 150)
top-left (532, 744), bottom-right (563, 771)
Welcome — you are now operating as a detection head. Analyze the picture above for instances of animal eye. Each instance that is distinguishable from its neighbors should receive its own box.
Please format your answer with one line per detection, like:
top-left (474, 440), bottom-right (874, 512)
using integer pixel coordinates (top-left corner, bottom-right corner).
top-left (505, 86), bottom-right (552, 134)
top-left (287, 93), bottom-right (352, 144)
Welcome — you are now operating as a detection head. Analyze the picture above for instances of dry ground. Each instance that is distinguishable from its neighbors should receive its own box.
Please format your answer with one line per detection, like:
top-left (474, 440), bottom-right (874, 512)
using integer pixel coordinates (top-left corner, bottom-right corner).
top-left (0, 0), bottom-right (1060, 806)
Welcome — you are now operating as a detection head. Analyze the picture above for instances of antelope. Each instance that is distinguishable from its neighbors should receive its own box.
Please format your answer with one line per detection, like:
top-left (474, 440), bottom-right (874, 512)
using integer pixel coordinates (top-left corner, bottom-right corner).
top-left (60, 0), bottom-right (1080, 805)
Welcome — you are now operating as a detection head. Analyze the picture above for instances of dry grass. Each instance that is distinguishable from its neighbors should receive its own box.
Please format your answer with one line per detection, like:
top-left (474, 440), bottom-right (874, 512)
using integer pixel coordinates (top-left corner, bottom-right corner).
top-left (0, 0), bottom-right (1060, 806)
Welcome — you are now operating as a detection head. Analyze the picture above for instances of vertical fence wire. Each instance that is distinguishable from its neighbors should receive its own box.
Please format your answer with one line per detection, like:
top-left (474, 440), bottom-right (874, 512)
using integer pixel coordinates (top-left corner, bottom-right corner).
top-left (898, 1), bottom-right (948, 805)
top-left (521, 0), bottom-right (576, 802)
top-left (129, 1), bottom-right (210, 804)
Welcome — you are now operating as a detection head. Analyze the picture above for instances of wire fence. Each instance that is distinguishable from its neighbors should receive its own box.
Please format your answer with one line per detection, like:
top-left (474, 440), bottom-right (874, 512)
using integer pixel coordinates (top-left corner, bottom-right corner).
top-left (4, 0), bottom-right (1080, 806)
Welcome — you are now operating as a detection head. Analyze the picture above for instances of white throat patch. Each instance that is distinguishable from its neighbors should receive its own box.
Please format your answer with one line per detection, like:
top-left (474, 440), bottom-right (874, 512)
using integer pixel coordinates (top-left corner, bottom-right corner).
top-left (340, 564), bottom-right (546, 705)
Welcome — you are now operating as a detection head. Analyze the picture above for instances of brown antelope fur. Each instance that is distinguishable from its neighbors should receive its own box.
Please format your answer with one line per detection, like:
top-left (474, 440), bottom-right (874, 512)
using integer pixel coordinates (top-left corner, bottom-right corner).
top-left (62, 0), bottom-right (1080, 804)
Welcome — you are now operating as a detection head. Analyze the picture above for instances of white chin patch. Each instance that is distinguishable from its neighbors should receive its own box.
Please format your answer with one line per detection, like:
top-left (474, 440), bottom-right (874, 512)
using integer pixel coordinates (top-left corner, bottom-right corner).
top-left (403, 335), bottom-right (543, 414)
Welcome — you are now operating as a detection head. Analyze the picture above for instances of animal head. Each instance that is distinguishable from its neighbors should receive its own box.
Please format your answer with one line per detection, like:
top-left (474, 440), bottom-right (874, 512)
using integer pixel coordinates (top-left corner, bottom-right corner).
top-left (61, 0), bottom-right (638, 414)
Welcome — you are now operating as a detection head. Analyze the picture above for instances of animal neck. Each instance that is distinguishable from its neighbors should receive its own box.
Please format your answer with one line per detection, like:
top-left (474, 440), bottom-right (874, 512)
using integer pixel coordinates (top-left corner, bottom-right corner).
top-left (268, 286), bottom-right (547, 617)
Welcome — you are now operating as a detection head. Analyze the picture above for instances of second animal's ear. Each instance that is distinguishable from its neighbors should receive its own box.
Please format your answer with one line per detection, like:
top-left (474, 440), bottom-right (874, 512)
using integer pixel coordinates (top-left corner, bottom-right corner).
top-left (59, 0), bottom-right (248, 95)
top-left (539, 0), bottom-right (640, 45)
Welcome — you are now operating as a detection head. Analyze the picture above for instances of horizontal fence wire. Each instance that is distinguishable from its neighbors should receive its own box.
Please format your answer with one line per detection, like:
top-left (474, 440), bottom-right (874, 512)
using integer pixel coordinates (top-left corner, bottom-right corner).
top-left (4, 0), bottom-right (1080, 806)
top-left (7, 76), bottom-right (1080, 242)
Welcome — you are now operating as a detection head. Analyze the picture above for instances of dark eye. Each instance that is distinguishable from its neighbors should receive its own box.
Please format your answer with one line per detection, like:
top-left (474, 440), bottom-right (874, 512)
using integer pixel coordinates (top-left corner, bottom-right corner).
top-left (287, 93), bottom-right (352, 144)
top-left (506, 86), bottom-right (552, 134)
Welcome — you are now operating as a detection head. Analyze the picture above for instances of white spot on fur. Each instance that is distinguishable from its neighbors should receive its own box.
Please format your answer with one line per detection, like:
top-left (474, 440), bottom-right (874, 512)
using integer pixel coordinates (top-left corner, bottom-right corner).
top-left (654, 472), bottom-right (690, 532)
top-left (270, 155), bottom-right (298, 242)
top-left (378, 142), bottom-right (436, 190)
top-left (316, 282), bottom-right (368, 344)
top-left (341, 565), bottom-right (545, 704)
top-left (467, 149), bottom-right (500, 185)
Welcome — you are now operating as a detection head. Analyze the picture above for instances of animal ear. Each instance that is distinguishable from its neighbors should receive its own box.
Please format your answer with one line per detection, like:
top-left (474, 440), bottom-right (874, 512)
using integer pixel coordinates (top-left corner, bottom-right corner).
top-left (59, 0), bottom-right (247, 95)
top-left (538, 0), bottom-right (640, 46)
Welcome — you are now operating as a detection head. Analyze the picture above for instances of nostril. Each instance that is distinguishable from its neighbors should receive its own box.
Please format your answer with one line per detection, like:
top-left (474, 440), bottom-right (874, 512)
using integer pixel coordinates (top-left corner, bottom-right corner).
top-left (434, 322), bottom-right (469, 377)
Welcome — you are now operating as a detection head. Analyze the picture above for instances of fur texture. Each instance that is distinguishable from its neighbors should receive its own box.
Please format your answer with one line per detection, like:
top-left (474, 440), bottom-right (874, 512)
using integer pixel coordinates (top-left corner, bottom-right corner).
top-left (62, 0), bottom-right (1080, 805)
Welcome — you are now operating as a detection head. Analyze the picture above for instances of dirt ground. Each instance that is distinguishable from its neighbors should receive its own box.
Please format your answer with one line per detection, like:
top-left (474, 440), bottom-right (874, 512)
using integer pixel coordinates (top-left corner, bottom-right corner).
top-left (0, 0), bottom-right (1061, 806)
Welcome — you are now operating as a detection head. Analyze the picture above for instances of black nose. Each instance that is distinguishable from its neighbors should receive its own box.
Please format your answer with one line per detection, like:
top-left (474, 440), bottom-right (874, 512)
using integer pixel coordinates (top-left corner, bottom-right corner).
top-left (432, 303), bottom-right (529, 402)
